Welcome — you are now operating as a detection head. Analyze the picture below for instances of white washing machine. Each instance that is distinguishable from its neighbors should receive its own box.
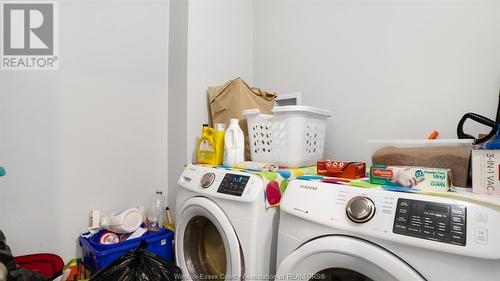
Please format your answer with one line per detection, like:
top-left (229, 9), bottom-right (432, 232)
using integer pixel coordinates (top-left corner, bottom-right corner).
top-left (176, 164), bottom-right (279, 281)
top-left (276, 179), bottom-right (500, 281)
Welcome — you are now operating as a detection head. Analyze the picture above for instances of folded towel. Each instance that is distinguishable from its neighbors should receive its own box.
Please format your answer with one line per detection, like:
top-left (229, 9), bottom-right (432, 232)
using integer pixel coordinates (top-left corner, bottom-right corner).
top-left (259, 166), bottom-right (317, 208)
top-left (233, 161), bottom-right (278, 172)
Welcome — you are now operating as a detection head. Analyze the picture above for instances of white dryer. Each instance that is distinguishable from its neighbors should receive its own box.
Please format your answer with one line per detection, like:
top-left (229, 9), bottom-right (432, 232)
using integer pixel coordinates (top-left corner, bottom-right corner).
top-left (176, 164), bottom-right (279, 281)
top-left (276, 179), bottom-right (500, 281)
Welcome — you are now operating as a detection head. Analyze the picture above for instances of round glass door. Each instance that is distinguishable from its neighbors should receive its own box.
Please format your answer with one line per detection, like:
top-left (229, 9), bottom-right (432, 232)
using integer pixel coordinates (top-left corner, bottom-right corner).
top-left (176, 197), bottom-right (243, 281)
top-left (310, 268), bottom-right (374, 281)
top-left (277, 236), bottom-right (425, 281)
top-left (184, 216), bottom-right (227, 280)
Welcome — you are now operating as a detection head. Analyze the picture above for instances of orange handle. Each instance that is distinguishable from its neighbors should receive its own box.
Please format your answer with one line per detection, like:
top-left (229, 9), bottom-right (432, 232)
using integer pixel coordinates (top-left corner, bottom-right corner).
top-left (427, 130), bottom-right (439, 140)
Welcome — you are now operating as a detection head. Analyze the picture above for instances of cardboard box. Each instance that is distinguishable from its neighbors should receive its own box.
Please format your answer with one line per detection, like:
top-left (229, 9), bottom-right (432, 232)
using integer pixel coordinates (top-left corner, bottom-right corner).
top-left (472, 149), bottom-right (500, 195)
top-left (369, 165), bottom-right (451, 192)
top-left (317, 161), bottom-right (366, 179)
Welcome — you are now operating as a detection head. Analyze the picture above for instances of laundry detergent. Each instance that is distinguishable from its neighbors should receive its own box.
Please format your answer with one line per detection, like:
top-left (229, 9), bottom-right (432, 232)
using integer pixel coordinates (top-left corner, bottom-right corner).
top-left (197, 124), bottom-right (217, 165)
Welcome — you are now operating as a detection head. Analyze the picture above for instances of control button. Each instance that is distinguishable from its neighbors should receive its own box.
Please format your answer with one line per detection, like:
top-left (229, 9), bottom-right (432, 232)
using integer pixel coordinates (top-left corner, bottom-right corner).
top-left (423, 223), bottom-right (435, 230)
top-left (451, 207), bottom-right (465, 216)
top-left (398, 200), bottom-right (410, 208)
top-left (200, 173), bottom-right (216, 188)
top-left (410, 223), bottom-right (422, 229)
top-left (397, 208), bottom-right (409, 217)
top-left (346, 196), bottom-right (376, 223)
top-left (436, 232), bottom-right (448, 239)
top-left (382, 209), bottom-right (391, 214)
top-left (452, 216), bottom-right (464, 224)
top-left (475, 213), bottom-right (488, 223)
top-left (395, 216), bottom-right (407, 223)
top-left (422, 229), bottom-right (432, 236)
top-left (394, 224), bottom-right (407, 231)
top-left (475, 228), bottom-right (488, 245)
top-left (437, 227), bottom-right (447, 233)
top-left (410, 219), bottom-right (422, 225)
top-left (452, 225), bottom-right (464, 232)
top-left (451, 234), bottom-right (464, 242)
top-left (407, 226), bottom-right (421, 234)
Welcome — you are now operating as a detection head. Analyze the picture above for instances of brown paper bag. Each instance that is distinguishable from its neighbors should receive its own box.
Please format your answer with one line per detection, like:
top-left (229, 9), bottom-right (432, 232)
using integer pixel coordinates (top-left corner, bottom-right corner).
top-left (208, 77), bottom-right (276, 160)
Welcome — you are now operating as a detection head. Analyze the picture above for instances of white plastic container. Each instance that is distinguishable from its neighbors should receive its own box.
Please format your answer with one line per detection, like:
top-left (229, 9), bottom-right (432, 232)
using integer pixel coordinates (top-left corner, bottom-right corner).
top-left (224, 119), bottom-right (245, 166)
top-left (100, 207), bottom-right (143, 234)
top-left (243, 106), bottom-right (331, 167)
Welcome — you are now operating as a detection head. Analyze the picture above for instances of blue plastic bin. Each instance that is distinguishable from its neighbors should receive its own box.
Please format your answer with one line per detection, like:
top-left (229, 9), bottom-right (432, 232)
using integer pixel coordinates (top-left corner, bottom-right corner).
top-left (79, 228), bottom-right (174, 271)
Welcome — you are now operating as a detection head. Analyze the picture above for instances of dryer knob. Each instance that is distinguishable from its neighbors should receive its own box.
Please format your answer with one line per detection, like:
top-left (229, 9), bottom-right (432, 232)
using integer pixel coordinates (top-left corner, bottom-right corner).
top-left (346, 196), bottom-right (376, 223)
top-left (200, 173), bottom-right (215, 188)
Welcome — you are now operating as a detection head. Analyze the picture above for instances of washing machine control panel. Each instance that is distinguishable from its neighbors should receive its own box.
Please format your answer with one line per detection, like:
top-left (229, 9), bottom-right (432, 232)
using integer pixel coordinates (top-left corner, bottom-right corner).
top-left (217, 173), bottom-right (250, 197)
top-left (393, 199), bottom-right (467, 246)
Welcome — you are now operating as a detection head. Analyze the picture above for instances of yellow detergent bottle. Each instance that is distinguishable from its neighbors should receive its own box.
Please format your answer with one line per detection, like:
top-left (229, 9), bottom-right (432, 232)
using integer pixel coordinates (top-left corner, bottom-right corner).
top-left (214, 123), bottom-right (226, 165)
top-left (197, 124), bottom-right (217, 164)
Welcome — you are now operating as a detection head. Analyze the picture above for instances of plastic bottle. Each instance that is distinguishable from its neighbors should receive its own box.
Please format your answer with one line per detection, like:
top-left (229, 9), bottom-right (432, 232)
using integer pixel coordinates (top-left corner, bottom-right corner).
top-left (197, 124), bottom-right (217, 164)
top-left (148, 190), bottom-right (165, 232)
top-left (224, 119), bottom-right (245, 166)
top-left (214, 123), bottom-right (226, 165)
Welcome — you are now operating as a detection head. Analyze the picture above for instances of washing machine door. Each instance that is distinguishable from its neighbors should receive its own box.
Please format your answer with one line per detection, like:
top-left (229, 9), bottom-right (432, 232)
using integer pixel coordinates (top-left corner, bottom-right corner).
top-left (176, 197), bottom-right (243, 281)
top-left (277, 236), bottom-right (425, 281)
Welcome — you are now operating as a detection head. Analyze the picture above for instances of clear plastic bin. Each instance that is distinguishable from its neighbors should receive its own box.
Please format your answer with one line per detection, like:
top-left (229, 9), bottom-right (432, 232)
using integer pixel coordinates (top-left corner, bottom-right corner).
top-left (369, 139), bottom-right (474, 187)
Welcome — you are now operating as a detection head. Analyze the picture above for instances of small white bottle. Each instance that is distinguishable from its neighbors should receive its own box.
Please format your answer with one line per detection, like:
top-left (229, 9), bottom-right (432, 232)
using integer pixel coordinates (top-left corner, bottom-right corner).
top-left (224, 119), bottom-right (245, 166)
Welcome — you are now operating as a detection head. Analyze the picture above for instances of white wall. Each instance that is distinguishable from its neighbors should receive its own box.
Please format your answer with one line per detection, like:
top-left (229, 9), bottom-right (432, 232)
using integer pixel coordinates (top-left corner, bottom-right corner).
top-left (0, 0), bottom-right (169, 261)
top-left (186, 0), bottom-right (254, 160)
top-left (253, 0), bottom-right (500, 163)
top-left (168, 0), bottom-right (253, 214)
top-left (168, 0), bottom-right (188, 213)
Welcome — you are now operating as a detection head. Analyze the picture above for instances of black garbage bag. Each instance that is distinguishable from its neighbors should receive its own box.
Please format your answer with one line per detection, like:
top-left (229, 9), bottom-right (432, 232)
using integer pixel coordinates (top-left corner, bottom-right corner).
top-left (90, 242), bottom-right (182, 281)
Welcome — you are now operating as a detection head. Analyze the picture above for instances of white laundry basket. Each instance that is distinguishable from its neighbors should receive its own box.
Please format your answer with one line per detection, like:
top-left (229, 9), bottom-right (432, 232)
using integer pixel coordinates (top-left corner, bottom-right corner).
top-left (243, 106), bottom-right (331, 167)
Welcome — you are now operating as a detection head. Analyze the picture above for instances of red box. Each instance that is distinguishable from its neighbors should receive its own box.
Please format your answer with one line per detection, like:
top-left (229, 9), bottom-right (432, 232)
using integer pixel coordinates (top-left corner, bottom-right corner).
top-left (317, 160), bottom-right (366, 179)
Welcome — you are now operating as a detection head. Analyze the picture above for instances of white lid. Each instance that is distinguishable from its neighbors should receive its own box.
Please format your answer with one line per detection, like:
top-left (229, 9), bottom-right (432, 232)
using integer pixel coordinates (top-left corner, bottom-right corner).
top-left (230, 119), bottom-right (239, 125)
top-left (272, 105), bottom-right (332, 117)
top-left (215, 123), bottom-right (226, 131)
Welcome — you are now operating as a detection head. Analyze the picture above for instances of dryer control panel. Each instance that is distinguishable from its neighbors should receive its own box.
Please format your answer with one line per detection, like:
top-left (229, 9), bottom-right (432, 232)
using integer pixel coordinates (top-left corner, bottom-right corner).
top-left (217, 173), bottom-right (250, 196)
top-left (280, 180), bottom-right (500, 259)
top-left (393, 199), bottom-right (466, 246)
top-left (178, 164), bottom-right (263, 202)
